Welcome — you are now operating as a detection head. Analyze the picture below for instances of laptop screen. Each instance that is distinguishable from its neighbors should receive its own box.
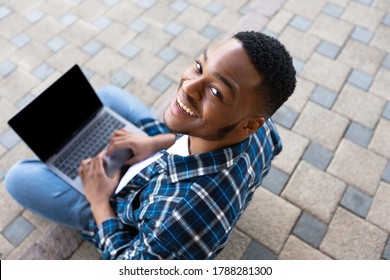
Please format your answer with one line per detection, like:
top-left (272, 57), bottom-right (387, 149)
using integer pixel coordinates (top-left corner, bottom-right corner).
top-left (8, 65), bottom-right (102, 162)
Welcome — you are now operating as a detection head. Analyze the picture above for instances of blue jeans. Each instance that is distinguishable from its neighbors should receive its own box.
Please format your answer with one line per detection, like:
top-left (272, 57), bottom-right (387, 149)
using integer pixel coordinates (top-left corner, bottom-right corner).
top-left (5, 85), bottom-right (156, 230)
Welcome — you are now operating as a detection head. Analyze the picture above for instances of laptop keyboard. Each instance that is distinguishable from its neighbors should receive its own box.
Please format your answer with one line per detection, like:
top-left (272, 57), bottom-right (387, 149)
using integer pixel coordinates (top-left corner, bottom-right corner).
top-left (53, 111), bottom-right (125, 180)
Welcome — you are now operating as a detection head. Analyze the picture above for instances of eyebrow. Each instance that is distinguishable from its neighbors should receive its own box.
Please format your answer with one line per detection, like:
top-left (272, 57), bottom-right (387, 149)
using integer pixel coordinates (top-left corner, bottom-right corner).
top-left (203, 49), bottom-right (237, 97)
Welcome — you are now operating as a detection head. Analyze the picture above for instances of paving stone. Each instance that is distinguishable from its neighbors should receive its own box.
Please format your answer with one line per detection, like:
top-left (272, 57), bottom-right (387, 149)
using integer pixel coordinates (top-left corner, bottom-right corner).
top-left (102, 0), bottom-right (120, 6)
top-left (158, 46), bottom-right (179, 63)
top-left (338, 40), bottom-right (385, 75)
top-left (316, 40), bottom-right (341, 59)
top-left (164, 21), bottom-right (185, 36)
top-left (328, 140), bottom-right (387, 195)
top-left (3, 216), bottom-right (35, 246)
top-left (333, 84), bottom-right (385, 129)
top-left (282, 161), bottom-right (346, 223)
top-left (93, 16), bottom-right (112, 30)
top-left (236, 188), bottom-right (300, 254)
top-left (310, 85), bottom-right (337, 108)
top-left (302, 142), bottom-right (334, 170)
top-left (261, 166), bottom-right (289, 195)
top-left (301, 53), bottom-right (350, 92)
top-left (367, 182), bottom-right (390, 232)
top-left (369, 119), bottom-right (390, 158)
top-left (85, 48), bottom-right (128, 78)
top-left (354, 0), bottom-right (374, 5)
top-left (150, 74), bottom-right (172, 93)
top-left (176, 6), bottom-right (211, 31)
top-left (320, 207), bottom-right (388, 259)
top-left (25, 9), bottom-right (45, 23)
top-left (241, 240), bottom-right (277, 260)
top-left (170, 0), bottom-right (189, 12)
top-left (10, 33), bottom-right (31, 49)
top-left (110, 69), bottom-right (133, 88)
top-left (347, 69), bottom-right (373, 91)
top-left (340, 186), bottom-right (373, 218)
top-left (272, 105), bottom-right (299, 129)
top-left (289, 15), bottom-right (312, 31)
top-left (0, 181), bottom-right (24, 230)
top-left (285, 77), bottom-right (314, 112)
top-left (280, 27), bottom-right (320, 61)
top-left (0, 128), bottom-right (20, 149)
top-left (95, 23), bottom-right (136, 50)
top-left (0, 60), bottom-right (17, 78)
top-left (126, 50), bottom-right (166, 83)
top-left (70, 241), bottom-right (102, 260)
top-left (310, 14), bottom-right (353, 45)
top-left (32, 63), bottom-right (55, 81)
top-left (136, 0), bottom-right (156, 9)
top-left (170, 29), bottom-right (209, 58)
top-left (292, 212), bottom-right (328, 248)
top-left (383, 161), bottom-right (390, 183)
top-left (133, 26), bottom-right (173, 54)
top-left (129, 18), bottom-right (149, 33)
top-left (240, 4), bottom-right (251, 15)
top-left (383, 54), bottom-right (390, 69)
top-left (293, 102), bottom-right (349, 151)
top-left (82, 40), bottom-right (103, 56)
top-left (351, 26), bottom-right (374, 44)
top-left (59, 12), bottom-right (78, 27)
top-left (383, 13), bottom-right (390, 26)
top-left (279, 236), bottom-right (331, 260)
top-left (205, 3), bottom-right (224, 15)
top-left (46, 36), bottom-right (67, 52)
top-left (0, 6), bottom-right (12, 20)
top-left (201, 25), bottom-right (220, 39)
top-left (215, 229), bottom-right (251, 260)
top-left (292, 57), bottom-right (305, 74)
top-left (322, 2), bottom-right (344, 18)
top-left (345, 121), bottom-right (374, 148)
top-left (271, 125), bottom-right (309, 175)
top-left (267, 9), bottom-right (294, 34)
top-left (371, 68), bottom-right (390, 102)
top-left (383, 102), bottom-right (390, 120)
top-left (119, 43), bottom-right (141, 60)
top-left (383, 238), bottom-right (390, 260)
top-left (342, 1), bottom-right (385, 31)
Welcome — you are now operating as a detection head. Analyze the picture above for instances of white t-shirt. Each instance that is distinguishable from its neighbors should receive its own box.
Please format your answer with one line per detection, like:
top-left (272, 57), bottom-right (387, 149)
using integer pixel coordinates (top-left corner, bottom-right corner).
top-left (115, 135), bottom-right (189, 193)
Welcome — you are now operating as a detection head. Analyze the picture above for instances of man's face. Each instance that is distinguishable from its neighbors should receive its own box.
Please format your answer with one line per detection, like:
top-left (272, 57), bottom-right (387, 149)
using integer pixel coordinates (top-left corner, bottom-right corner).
top-left (164, 38), bottom-right (262, 142)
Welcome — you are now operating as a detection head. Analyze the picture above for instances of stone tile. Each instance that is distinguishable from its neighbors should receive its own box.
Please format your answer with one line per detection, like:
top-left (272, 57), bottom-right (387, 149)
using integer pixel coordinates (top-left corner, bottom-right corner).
top-left (283, 78), bottom-right (314, 112)
top-left (0, 60), bottom-right (17, 78)
top-left (383, 102), bottom-right (390, 120)
top-left (150, 74), bottom-right (172, 93)
top-left (164, 21), bottom-right (185, 36)
top-left (0, 12), bottom-right (30, 40)
top-left (301, 53), bottom-right (350, 92)
top-left (125, 50), bottom-right (166, 83)
top-left (170, 29), bottom-right (209, 58)
top-left (0, 37), bottom-right (16, 62)
top-left (282, 161), bottom-right (346, 223)
top-left (93, 16), bottom-right (112, 30)
top-left (3, 216), bottom-right (35, 246)
top-left (176, 6), bottom-right (211, 31)
top-left (267, 10), bottom-right (294, 34)
top-left (241, 240), bottom-right (277, 260)
top-left (102, 0), bottom-right (120, 6)
top-left (201, 25), bottom-right (221, 40)
top-left (347, 69), bottom-right (373, 91)
top-left (333, 84), bottom-right (385, 129)
top-left (383, 13), bottom-right (390, 26)
top-left (110, 69), bottom-right (133, 88)
top-left (261, 166), bottom-right (289, 195)
top-left (271, 125), bottom-right (309, 175)
top-left (143, 2), bottom-right (178, 26)
top-left (293, 102), bottom-right (349, 151)
top-left (272, 105), bottom-right (299, 129)
top-left (129, 18), bottom-right (149, 34)
top-left (170, 0), bottom-right (189, 13)
top-left (338, 40), bottom-right (385, 75)
top-left (32, 63), bottom-right (55, 81)
top-left (59, 12), bottom-right (79, 27)
top-left (214, 229), bottom-right (251, 260)
top-left (0, 129), bottom-right (20, 149)
top-left (284, 0), bottom-right (324, 20)
top-left (310, 85), bottom-right (337, 108)
top-left (289, 15), bottom-right (312, 31)
top-left (0, 181), bottom-right (23, 230)
top-left (119, 43), bottom-right (141, 60)
top-left (328, 140), bottom-right (387, 195)
top-left (25, 15), bottom-right (64, 43)
top-left (342, 1), bottom-right (385, 30)
top-left (320, 207), bottom-right (388, 259)
top-left (373, 0), bottom-right (390, 10)
top-left (322, 2), bottom-right (344, 18)
top-left (279, 27), bottom-right (320, 61)
top-left (0, 6), bottom-right (12, 20)
top-left (84, 48), bottom-right (127, 78)
top-left (205, 2), bottom-right (224, 15)
top-left (351, 26), bottom-right (374, 44)
top-left (46, 36), bottom-right (67, 53)
top-left (0, 234), bottom-right (14, 260)
top-left (24, 9), bottom-right (45, 23)
top-left (310, 14), bottom-right (353, 45)
top-left (302, 142), bottom-right (334, 170)
top-left (369, 119), bottom-right (390, 158)
top-left (293, 212), bottom-right (328, 248)
top-left (70, 241), bottom-right (102, 260)
top-left (371, 69), bottom-right (390, 102)
top-left (279, 236), bottom-right (332, 260)
top-left (354, 0), bottom-right (374, 5)
top-left (383, 54), bottom-right (390, 70)
top-left (10, 32), bottom-right (31, 49)
top-left (366, 182), bottom-right (390, 232)
top-left (133, 26), bottom-right (173, 54)
top-left (136, 0), bottom-right (156, 9)
top-left (106, 1), bottom-right (143, 25)
top-left (316, 40), bottom-right (341, 59)
top-left (292, 57), bottom-right (305, 74)
top-left (384, 238), bottom-right (390, 260)
top-left (345, 122), bottom-right (374, 148)
top-left (236, 188), bottom-right (300, 254)
top-left (82, 40), bottom-right (103, 56)
top-left (10, 42), bottom-right (51, 72)
top-left (372, 26), bottom-right (390, 53)
top-left (158, 46), bottom-right (179, 63)
top-left (60, 19), bottom-right (98, 48)
top-left (0, 98), bottom-right (18, 132)
top-left (46, 46), bottom-right (90, 72)
top-left (340, 186), bottom-right (373, 218)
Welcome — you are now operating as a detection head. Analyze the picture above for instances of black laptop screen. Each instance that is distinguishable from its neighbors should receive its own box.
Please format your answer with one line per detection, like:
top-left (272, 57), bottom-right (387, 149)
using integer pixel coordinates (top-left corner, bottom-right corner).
top-left (8, 65), bottom-right (102, 162)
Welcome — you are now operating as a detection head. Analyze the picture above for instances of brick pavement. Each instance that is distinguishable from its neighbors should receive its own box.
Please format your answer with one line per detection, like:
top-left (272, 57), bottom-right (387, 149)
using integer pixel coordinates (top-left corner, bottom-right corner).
top-left (0, 0), bottom-right (389, 260)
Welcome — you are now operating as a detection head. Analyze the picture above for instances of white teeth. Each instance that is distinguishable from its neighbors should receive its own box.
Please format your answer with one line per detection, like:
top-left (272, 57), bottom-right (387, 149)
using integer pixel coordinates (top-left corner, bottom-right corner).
top-left (177, 96), bottom-right (197, 117)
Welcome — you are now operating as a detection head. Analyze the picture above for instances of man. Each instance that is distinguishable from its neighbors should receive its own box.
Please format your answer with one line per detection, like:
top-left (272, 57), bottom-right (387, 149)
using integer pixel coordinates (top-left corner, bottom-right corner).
top-left (6, 31), bottom-right (296, 259)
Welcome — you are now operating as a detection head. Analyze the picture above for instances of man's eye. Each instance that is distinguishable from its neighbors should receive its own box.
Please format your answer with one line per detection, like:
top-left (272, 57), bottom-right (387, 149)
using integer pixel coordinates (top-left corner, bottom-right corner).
top-left (195, 61), bottom-right (202, 73)
top-left (211, 87), bottom-right (222, 98)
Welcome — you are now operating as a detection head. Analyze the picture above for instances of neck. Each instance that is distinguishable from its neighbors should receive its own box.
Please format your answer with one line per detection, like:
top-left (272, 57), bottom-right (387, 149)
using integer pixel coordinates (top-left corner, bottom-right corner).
top-left (188, 135), bottom-right (247, 155)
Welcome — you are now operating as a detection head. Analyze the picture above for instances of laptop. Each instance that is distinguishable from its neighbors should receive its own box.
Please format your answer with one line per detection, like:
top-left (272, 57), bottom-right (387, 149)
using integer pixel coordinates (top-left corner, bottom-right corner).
top-left (8, 64), bottom-right (146, 195)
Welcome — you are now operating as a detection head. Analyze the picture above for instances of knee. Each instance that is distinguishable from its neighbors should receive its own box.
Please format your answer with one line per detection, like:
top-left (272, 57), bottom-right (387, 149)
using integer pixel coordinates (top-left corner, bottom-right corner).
top-left (97, 85), bottom-right (127, 104)
top-left (5, 161), bottom-right (28, 200)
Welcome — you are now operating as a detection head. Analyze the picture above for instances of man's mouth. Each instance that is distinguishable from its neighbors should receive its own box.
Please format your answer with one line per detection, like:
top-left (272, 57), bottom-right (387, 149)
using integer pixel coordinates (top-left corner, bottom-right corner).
top-left (177, 96), bottom-right (198, 117)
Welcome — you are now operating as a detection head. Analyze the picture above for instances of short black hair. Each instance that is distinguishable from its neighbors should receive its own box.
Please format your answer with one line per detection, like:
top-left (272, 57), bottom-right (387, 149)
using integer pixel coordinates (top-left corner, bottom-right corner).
top-left (233, 31), bottom-right (296, 118)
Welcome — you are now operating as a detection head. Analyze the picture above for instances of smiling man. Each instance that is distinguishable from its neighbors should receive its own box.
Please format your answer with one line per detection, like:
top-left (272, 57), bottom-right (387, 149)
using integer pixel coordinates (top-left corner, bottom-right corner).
top-left (6, 31), bottom-right (296, 259)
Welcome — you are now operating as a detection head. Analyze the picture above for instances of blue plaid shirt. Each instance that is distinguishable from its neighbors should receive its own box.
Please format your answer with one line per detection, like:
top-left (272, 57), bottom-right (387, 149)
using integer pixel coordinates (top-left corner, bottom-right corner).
top-left (82, 118), bottom-right (282, 260)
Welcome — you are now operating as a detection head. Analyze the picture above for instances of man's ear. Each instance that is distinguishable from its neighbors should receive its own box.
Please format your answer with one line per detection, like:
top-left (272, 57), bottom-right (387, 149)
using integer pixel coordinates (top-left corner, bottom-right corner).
top-left (242, 117), bottom-right (265, 135)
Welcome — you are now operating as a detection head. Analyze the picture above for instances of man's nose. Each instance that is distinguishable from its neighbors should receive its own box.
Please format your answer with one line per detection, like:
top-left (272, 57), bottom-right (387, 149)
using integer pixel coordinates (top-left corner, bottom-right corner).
top-left (181, 78), bottom-right (204, 100)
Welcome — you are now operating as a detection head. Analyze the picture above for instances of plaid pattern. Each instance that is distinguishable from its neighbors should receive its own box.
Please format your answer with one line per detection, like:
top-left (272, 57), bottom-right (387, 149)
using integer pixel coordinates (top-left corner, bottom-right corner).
top-left (81, 118), bottom-right (282, 259)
